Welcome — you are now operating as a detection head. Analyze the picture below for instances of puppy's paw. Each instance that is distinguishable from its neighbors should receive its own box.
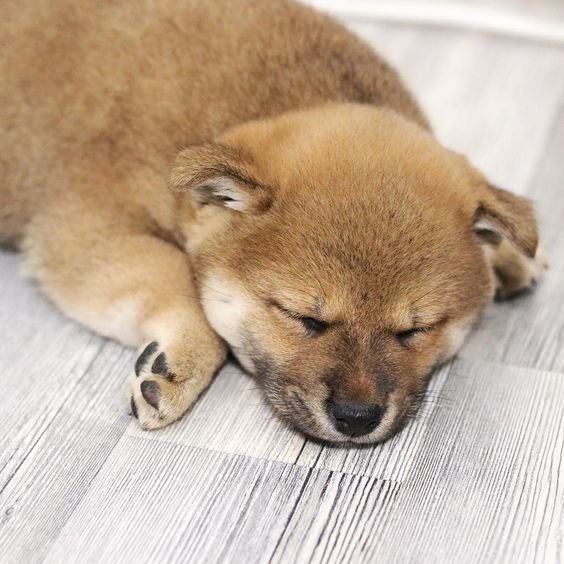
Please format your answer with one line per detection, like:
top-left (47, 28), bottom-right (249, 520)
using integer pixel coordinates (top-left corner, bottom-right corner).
top-left (128, 341), bottom-right (200, 430)
top-left (494, 243), bottom-right (548, 300)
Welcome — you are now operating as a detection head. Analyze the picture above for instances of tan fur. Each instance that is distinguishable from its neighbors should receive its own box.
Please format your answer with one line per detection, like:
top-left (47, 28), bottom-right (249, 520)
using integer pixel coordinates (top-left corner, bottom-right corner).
top-left (0, 0), bottom-right (543, 441)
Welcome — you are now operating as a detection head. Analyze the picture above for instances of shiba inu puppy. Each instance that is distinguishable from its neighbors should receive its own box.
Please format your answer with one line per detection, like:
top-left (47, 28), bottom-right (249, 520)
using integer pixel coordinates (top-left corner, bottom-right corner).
top-left (0, 0), bottom-right (544, 443)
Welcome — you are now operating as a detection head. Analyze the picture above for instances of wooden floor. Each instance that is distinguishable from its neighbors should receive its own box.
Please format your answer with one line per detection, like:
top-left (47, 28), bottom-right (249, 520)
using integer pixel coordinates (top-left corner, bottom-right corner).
top-left (1, 8), bottom-right (564, 564)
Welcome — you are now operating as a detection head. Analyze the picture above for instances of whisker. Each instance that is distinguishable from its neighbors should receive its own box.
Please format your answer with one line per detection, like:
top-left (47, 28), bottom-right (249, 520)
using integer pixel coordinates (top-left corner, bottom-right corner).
top-left (197, 281), bottom-right (234, 300)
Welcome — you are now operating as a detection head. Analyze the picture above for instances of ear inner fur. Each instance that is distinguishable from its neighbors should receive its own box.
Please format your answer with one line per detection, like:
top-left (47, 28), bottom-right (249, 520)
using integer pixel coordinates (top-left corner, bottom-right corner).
top-left (169, 143), bottom-right (273, 213)
top-left (474, 185), bottom-right (538, 258)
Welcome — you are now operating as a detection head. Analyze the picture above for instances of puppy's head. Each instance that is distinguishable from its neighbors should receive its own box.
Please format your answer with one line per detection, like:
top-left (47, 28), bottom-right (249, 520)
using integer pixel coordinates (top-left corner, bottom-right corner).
top-left (171, 104), bottom-right (537, 444)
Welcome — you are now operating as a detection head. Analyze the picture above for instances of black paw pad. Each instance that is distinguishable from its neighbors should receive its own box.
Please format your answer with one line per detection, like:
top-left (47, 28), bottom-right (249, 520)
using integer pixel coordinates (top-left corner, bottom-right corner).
top-left (130, 396), bottom-right (139, 419)
top-left (135, 341), bottom-right (159, 377)
top-left (152, 352), bottom-right (175, 381)
top-left (141, 380), bottom-right (161, 410)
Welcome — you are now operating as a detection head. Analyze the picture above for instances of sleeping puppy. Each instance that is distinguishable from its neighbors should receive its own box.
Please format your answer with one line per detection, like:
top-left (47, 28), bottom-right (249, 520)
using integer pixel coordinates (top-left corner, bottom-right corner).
top-left (0, 0), bottom-right (544, 443)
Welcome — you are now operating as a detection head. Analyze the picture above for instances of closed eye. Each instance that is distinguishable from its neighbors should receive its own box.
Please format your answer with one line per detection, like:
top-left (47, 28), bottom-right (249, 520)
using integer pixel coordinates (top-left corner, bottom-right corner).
top-left (269, 301), bottom-right (329, 335)
top-left (395, 326), bottom-right (432, 348)
top-left (299, 316), bottom-right (328, 334)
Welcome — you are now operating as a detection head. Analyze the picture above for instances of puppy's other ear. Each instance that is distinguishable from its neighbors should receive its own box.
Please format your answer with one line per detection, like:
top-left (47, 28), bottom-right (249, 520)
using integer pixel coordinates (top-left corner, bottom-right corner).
top-left (169, 143), bottom-right (273, 213)
top-left (474, 184), bottom-right (538, 258)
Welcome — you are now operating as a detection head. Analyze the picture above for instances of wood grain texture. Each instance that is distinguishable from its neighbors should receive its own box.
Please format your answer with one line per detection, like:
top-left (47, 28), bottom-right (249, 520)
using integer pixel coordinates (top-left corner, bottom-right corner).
top-left (0, 343), bottom-right (133, 564)
top-left (359, 358), bottom-right (564, 564)
top-left (0, 253), bottom-right (107, 492)
top-left (37, 360), bottom-right (564, 564)
top-left (43, 438), bottom-right (391, 564)
top-left (1, 9), bottom-right (563, 564)
top-left (0, 253), bottom-right (135, 563)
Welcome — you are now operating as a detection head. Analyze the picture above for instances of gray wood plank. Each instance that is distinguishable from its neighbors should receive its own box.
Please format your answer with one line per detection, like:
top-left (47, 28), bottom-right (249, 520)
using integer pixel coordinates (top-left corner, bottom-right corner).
top-left (462, 299), bottom-right (564, 372)
top-left (0, 253), bottom-right (134, 562)
top-left (41, 437), bottom-right (392, 564)
top-left (0, 253), bottom-right (108, 491)
top-left (357, 358), bottom-right (564, 564)
top-left (0, 342), bottom-right (133, 564)
top-left (270, 358), bottom-right (564, 564)
top-left (38, 358), bottom-right (564, 564)
top-left (269, 475), bottom-right (400, 564)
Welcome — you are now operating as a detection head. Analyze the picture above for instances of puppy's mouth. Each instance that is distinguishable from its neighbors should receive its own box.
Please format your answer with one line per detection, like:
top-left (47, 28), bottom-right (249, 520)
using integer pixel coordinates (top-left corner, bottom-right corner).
top-left (241, 349), bottom-right (418, 445)
top-left (263, 383), bottom-right (404, 445)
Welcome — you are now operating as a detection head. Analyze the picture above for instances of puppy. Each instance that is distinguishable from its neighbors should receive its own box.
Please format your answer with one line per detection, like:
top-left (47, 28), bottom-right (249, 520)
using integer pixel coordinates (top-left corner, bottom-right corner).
top-left (0, 0), bottom-right (544, 443)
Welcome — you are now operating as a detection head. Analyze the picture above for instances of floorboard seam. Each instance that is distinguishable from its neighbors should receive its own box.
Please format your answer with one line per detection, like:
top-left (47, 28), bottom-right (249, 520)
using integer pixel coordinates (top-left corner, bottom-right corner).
top-left (267, 466), bottom-right (316, 563)
top-left (124, 432), bottom-right (401, 484)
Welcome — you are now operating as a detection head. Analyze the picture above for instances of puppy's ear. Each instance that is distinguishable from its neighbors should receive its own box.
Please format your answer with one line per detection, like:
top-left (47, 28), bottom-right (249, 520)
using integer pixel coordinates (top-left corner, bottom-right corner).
top-left (474, 184), bottom-right (538, 258)
top-left (169, 143), bottom-right (273, 213)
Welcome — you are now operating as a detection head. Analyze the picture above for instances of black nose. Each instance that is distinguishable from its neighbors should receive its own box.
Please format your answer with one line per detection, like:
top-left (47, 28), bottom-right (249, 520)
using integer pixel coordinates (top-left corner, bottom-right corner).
top-left (331, 401), bottom-right (384, 437)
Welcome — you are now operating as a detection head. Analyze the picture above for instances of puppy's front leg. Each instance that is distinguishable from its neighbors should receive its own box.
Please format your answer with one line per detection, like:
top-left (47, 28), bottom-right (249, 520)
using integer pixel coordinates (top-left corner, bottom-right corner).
top-left (23, 206), bottom-right (227, 430)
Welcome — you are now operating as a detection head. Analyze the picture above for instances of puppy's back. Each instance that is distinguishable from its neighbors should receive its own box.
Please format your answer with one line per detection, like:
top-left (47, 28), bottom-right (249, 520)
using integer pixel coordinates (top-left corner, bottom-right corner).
top-left (0, 0), bottom-right (427, 244)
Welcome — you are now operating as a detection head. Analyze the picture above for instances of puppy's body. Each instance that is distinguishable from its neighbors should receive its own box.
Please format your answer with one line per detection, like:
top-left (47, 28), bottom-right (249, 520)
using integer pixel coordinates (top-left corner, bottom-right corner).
top-left (0, 0), bottom-right (542, 442)
top-left (0, 0), bottom-right (426, 240)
